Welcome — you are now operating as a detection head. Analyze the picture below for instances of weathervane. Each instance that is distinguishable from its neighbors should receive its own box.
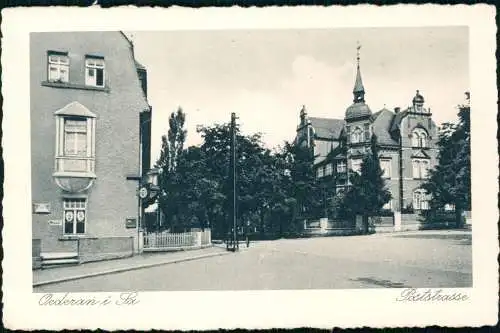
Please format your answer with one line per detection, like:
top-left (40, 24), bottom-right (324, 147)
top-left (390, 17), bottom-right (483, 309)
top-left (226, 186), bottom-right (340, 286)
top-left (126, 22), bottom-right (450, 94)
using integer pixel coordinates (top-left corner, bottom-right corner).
top-left (356, 41), bottom-right (362, 66)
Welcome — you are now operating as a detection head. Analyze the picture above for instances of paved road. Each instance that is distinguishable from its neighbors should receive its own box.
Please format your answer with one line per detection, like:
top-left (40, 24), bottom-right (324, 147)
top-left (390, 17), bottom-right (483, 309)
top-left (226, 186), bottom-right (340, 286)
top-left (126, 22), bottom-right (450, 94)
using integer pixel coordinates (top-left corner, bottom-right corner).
top-left (34, 230), bottom-right (472, 292)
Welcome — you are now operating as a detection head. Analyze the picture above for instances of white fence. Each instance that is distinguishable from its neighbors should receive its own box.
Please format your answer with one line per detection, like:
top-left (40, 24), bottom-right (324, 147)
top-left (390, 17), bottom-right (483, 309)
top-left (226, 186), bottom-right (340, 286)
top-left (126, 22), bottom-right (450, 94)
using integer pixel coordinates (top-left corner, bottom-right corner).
top-left (143, 229), bottom-right (212, 250)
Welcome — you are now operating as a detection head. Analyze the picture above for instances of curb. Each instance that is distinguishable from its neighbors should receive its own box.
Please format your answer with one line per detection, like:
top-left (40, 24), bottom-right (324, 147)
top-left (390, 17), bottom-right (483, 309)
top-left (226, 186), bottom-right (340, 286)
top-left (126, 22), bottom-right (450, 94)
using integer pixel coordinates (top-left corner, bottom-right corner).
top-left (33, 250), bottom-right (232, 288)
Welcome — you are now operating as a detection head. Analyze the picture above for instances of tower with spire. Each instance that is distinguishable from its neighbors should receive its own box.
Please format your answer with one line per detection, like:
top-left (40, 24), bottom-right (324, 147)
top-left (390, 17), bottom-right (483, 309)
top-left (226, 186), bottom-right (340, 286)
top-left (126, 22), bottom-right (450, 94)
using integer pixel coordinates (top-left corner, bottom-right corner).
top-left (293, 42), bottom-right (439, 224)
top-left (344, 43), bottom-right (373, 174)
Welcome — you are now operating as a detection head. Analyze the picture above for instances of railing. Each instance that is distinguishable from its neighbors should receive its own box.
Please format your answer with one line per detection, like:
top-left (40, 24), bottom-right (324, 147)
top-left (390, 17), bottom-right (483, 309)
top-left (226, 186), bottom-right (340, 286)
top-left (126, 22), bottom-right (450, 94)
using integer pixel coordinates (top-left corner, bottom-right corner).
top-left (325, 219), bottom-right (355, 229)
top-left (305, 220), bottom-right (321, 229)
top-left (144, 229), bottom-right (212, 249)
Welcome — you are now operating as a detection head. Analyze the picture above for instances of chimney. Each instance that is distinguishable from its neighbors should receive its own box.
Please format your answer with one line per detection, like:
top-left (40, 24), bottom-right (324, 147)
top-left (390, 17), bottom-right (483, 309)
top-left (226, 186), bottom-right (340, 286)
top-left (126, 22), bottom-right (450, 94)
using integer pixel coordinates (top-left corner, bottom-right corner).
top-left (394, 107), bottom-right (401, 114)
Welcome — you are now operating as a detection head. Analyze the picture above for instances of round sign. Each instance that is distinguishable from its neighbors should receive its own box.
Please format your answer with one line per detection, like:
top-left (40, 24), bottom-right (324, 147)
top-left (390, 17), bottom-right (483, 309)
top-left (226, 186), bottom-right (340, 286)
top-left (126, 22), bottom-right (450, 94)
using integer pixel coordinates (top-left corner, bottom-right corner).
top-left (77, 211), bottom-right (85, 222)
top-left (65, 211), bottom-right (74, 222)
top-left (139, 187), bottom-right (149, 199)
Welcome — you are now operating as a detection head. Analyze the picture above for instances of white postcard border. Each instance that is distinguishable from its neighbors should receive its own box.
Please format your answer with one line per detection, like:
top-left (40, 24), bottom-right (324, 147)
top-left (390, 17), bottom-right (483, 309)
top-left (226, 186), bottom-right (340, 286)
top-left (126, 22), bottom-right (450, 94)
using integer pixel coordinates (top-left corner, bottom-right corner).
top-left (2, 5), bottom-right (498, 329)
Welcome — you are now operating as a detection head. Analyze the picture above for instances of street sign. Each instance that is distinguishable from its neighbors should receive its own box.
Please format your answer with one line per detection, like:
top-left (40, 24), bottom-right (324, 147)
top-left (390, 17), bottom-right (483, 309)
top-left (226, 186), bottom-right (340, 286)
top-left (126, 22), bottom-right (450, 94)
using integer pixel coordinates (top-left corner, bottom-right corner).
top-left (139, 186), bottom-right (148, 199)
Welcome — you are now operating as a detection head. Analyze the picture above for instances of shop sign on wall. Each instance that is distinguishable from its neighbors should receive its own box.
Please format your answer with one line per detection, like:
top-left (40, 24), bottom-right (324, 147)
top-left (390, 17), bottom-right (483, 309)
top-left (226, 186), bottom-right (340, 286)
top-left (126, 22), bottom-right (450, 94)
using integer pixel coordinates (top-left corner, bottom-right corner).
top-left (48, 220), bottom-right (62, 226)
top-left (33, 202), bottom-right (51, 214)
top-left (126, 218), bottom-right (137, 229)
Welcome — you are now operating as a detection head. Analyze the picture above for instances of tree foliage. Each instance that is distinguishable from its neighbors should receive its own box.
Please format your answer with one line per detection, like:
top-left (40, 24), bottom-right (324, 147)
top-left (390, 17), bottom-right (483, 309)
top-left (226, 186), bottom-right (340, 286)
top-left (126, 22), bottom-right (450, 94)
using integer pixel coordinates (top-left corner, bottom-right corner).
top-left (422, 92), bottom-right (471, 227)
top-left (341, 135), bottom-right (392, 233)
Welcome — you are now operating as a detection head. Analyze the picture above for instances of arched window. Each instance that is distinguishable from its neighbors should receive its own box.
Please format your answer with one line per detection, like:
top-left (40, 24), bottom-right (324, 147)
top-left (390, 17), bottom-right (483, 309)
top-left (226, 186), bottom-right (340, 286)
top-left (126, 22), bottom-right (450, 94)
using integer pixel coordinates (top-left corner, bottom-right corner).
top-left (351, 126), bottom-right (363, 143)
top-left (413, 189), bottom-right (430, 210)
top-left (412, 128), bottom-right (428, 148)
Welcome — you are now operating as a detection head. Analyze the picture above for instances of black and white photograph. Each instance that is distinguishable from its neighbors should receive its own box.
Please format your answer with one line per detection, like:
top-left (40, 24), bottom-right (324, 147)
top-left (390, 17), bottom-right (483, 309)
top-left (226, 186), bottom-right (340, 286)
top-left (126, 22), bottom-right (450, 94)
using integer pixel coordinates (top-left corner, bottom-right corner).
top-left (2, 5), bottom-right (498, 330)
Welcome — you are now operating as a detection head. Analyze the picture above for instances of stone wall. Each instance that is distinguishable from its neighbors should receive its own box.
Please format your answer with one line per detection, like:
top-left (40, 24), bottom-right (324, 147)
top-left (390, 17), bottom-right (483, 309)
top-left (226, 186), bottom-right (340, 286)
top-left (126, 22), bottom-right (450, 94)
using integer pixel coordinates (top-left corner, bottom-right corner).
top-left (78, 236), bottom-right (134, 263)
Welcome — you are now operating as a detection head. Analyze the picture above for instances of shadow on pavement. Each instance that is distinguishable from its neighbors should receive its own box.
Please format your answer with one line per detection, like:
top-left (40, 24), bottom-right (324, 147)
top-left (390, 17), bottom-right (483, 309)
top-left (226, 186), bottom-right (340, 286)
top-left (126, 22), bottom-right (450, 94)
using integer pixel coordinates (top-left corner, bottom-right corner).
top-left (350, 277), bottom-right (411, 288)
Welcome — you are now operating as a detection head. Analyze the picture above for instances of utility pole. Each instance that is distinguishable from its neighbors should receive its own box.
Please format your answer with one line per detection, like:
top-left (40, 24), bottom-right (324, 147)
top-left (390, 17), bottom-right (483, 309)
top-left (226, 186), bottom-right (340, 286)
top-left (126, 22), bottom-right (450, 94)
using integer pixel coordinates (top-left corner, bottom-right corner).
top-left (228, 112), bottom-right (238, 252)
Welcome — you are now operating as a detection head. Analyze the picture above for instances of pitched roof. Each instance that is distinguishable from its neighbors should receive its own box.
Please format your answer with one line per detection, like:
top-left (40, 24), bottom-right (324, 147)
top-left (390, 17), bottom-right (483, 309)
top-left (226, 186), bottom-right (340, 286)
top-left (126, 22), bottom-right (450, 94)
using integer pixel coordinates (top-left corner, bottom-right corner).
top-left (372, 108), bottom-right (398, 146)
top-left (309, 117), bottom-right (345, 140)
top-left (135, 60), bottom-right (146, 70)
top-left (390, 109), bottom-right (409, 132)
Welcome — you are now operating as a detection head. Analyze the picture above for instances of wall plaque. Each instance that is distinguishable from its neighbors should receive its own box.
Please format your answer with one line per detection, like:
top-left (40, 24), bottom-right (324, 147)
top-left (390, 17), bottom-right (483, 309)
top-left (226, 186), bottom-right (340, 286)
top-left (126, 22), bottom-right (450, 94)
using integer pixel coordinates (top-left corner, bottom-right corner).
top-left (48, 219), bottom-right (62, 226)
top-left (126, 218), bottom-right (137, 229)
top-left (33, 203), bottom-right (51, 214)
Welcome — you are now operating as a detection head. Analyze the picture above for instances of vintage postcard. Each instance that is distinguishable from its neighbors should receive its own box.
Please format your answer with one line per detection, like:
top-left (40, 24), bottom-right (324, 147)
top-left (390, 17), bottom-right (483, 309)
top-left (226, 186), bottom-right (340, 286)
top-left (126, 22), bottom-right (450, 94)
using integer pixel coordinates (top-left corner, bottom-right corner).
top-left (2, 5), bottom-right (498, 330)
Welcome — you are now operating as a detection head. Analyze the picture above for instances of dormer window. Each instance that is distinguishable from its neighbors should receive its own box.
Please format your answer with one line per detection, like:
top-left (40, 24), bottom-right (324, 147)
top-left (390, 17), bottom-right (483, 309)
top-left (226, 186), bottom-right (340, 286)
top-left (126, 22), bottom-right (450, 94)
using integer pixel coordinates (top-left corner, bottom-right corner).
top-left (48, 51), bottom-right (69, 83)
top-left (85, 56), bottom-right (105, 87)
top-left (412, 128), bottom-right (428, 148)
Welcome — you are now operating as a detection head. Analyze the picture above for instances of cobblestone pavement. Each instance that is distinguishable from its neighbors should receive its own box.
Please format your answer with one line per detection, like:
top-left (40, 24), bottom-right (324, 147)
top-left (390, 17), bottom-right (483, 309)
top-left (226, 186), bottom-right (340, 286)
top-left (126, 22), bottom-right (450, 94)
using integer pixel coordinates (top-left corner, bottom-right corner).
top-left (34, 230), bottom-right (472, 292)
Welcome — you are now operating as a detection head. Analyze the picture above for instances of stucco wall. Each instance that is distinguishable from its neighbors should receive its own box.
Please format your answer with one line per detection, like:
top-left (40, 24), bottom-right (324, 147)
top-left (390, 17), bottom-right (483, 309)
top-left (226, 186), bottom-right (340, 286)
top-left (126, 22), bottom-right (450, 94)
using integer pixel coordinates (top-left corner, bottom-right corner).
top-left (30, 32), bottom-right (149, 253)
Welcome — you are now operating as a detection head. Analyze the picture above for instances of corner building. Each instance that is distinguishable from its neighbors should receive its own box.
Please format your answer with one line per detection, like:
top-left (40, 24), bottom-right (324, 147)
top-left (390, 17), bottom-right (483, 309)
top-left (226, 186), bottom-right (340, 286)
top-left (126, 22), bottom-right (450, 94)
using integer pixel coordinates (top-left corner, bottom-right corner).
top-left (295, 52), bottom-right (438, 214)
top-left (30, 32), bottom-right (152, 259)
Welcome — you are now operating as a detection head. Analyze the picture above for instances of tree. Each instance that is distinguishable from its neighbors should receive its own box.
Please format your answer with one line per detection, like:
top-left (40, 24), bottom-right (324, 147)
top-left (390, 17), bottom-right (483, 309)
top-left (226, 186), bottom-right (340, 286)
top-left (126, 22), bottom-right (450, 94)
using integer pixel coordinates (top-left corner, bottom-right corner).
top-left (155, 107), bottom-right (186, 173)
top-left (155, 107), bottom-right (187, 231)
top-left (285, 142), bottom-right (323, 223)
top-left (423, 92), bottom-right (471, 227)
top-left (197, 123), bottom-right (294, 239)
top-left (342, 135), bottom-right (392, 233)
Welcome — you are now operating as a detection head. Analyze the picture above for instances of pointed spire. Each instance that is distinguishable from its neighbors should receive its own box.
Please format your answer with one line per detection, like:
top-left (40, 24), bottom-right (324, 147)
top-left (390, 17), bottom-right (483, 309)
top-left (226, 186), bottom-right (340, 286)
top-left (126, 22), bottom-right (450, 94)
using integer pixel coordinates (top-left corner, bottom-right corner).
top-left (353, 42), bottom-right (365, 103)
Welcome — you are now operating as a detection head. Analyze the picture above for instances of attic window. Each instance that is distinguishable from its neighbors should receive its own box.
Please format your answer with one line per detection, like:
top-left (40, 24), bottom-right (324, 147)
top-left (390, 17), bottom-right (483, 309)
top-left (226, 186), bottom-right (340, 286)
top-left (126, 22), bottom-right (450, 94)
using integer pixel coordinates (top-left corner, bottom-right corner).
top-left (85, 56), bottom-right (105, 87)
top-left (48, 51), bottom-right (69, 83)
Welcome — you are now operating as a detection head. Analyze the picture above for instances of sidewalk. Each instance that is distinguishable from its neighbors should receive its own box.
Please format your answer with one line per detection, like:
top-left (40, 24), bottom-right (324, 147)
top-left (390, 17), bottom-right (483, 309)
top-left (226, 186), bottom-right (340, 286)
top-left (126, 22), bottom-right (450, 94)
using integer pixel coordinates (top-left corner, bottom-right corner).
top-left (33, 246), bottom-right (229, 287)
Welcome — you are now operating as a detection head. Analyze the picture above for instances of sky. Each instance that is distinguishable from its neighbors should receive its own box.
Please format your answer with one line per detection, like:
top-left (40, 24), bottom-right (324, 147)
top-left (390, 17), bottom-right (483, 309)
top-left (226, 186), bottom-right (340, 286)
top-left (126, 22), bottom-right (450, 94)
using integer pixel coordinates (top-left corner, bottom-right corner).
top-left (126, 27), bottom-right (469, 163)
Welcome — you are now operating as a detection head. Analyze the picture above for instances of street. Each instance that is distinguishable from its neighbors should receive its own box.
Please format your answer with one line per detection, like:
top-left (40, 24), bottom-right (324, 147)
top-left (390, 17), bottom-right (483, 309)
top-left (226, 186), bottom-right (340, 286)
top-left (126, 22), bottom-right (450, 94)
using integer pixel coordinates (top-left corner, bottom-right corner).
top-left (34, 230), bottom-right (472, 292)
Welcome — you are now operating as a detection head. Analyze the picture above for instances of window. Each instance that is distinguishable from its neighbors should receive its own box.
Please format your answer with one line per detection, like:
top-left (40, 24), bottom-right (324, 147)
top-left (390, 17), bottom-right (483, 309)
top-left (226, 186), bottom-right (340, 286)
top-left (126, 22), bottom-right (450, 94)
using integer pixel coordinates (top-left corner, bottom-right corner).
top-left (64, 118), bottom-right (87, 156)
top-left (325, 164), bottom-right (333, 176)
top-left (63, 198), bottom-right (86, 234)
top-left (444, 203), bottom-right (455, 211)
top-left (317, 167), bottom-right (324, 178)
top-left (54, 102), bottom-right (96, 175)
top-left (351, 159), bottom-right (362, 174)
top-left (337, 161), bottom-right (347, 173)
top-left (48, 52), bottom-right (69, 83)
top-left (380, 159), bottom-right (392, 179)
top-left (351, 126), bottom-right (363, 143)
top-left (412, 128), bottom-right (428, 148)
top-left (412, 158), bottom-right (430, 179)
top-left (413, 190), bottom-right (429, 210)
top-left (85, 57), bottom-right (105, 87)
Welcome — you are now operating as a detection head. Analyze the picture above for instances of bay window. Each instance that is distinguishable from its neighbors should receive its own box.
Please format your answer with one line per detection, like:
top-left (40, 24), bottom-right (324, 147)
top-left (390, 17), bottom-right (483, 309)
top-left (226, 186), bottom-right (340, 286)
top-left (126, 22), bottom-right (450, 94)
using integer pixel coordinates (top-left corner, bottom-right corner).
top-left (54, 102), bottom-right (96, 176)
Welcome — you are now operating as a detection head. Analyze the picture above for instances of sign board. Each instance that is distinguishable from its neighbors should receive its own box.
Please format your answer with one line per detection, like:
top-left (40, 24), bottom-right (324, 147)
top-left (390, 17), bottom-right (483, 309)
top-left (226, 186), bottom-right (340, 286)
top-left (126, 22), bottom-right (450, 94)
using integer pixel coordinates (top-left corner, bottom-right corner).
top-left (126, 218), bottom-right (137, 229)
top-left (33, 203), bottom-right (51, 214)
top-left (48, 219), bottom-right (62, 226)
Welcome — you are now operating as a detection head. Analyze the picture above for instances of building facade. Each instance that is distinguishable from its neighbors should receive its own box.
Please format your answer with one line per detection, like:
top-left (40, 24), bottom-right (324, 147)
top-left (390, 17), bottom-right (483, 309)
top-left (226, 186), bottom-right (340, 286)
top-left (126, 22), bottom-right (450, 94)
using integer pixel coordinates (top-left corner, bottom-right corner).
top-left (295, 51), bottom-right (438, 214)
top-left (31, 32), bottom-right (152, 257)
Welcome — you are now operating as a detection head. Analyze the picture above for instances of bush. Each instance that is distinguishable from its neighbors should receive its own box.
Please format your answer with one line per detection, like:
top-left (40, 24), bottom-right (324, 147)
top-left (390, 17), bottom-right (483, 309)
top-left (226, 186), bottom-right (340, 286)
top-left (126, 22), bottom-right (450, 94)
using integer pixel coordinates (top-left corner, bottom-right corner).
top-left (377, 209), bottom-right (394, 217)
